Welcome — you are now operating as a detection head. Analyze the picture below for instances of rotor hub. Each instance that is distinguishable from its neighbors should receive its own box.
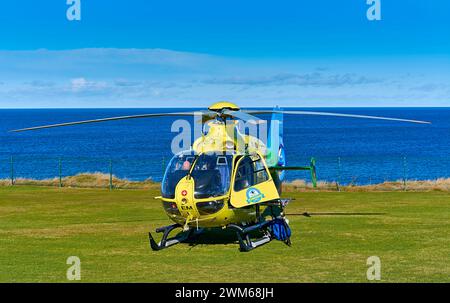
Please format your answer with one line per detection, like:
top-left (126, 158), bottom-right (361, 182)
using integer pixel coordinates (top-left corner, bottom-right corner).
top-left (208, 101), bottom-right (240, 112)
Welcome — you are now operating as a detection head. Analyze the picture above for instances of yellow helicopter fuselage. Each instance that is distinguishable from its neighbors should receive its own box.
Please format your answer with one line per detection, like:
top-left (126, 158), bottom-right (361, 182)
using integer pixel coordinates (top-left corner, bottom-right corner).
top-left (158, 119), bottom-right (281, 229)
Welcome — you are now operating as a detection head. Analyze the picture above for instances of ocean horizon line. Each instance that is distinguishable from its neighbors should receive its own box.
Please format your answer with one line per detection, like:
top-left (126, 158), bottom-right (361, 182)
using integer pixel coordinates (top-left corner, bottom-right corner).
top-left (1, 106), bottom-right (450, 110)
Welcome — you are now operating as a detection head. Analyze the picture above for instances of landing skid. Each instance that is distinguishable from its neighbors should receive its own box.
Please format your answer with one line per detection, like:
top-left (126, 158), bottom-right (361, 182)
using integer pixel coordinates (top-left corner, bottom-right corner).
top-left (149, 217), bottom-right (290, 252)
top-left (226, 202), bottom-right (292, 252)
top-left (227, 220), bottom-right (274, 252)
top-left (148, 224), bottom-right (203, 251)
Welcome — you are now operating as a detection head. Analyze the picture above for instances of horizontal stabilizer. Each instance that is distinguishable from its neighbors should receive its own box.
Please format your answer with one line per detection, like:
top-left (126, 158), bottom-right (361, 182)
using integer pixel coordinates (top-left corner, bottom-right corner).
top-left (270, 166), bottom-right (312, 171)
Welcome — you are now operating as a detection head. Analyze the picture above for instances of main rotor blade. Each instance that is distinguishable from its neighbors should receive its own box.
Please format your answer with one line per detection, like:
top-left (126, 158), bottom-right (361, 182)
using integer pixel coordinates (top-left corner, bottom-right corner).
top-left (196, 113), bottom-right (217, 124)
top-left (222, 109), bottom-right (265, 124)
top-left (10, 110), bottom-right (213, 132)
top-left (243, 110), bottom-right (431, 124)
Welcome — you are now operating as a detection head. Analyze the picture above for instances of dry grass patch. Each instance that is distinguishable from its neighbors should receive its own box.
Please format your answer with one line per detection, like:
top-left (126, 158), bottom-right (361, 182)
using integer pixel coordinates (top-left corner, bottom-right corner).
top-left (283, 178), bottom-right (450, 192)
top-left (0, 173), bottom-right (160, 190)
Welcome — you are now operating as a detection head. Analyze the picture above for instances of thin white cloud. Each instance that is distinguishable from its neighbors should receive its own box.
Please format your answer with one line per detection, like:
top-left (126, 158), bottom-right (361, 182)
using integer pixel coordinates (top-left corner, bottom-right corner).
top-left (70, 78), bottom-right (107, 92)
top-left (410, 83), bottom-right (449, 92)
top-left (204, 72), bottom-right (382, 87)
top-left (0, 48), bottom-right (222, 80)
top-left (25, 80), bottom-right (55, 87)
top-left (0, 48), bottom-right (448, 107)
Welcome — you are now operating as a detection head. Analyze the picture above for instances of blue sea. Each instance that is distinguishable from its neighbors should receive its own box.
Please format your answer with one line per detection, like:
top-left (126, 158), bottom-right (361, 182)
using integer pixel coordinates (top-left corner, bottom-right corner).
top-left (0, 108), bottom-right (449, 184)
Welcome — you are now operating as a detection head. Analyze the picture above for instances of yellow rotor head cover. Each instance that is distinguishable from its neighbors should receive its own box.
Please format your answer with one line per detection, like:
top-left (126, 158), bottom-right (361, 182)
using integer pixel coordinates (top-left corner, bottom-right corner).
top-left (208, 101), bottom-right (240, 112)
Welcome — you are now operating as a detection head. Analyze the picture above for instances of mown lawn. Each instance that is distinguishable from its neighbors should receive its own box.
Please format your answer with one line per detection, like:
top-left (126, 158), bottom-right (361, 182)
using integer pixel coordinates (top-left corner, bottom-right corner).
top-left (0, 186), bottom-right (449, 282)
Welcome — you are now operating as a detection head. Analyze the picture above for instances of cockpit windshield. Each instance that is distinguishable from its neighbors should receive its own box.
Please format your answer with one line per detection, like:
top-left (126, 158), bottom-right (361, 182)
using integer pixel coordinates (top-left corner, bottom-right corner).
top-left (161, 151), bottom-right (196, 198)
top-left (191, 153), bottom-right (233, 199)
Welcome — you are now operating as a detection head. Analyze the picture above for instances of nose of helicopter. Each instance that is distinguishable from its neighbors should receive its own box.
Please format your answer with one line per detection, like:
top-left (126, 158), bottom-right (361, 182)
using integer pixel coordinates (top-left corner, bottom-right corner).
top-left (175, 177), bottom-right (198, 219)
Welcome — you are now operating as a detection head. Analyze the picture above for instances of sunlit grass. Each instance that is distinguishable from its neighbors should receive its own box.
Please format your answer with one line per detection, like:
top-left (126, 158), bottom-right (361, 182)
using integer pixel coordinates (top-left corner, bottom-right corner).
top-left (0, 186), bottom-right (449, 282)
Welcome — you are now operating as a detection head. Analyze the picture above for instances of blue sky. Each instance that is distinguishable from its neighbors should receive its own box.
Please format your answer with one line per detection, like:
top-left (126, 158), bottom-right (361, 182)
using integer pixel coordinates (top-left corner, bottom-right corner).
top-left (0, 0), bottom-right (449, 108)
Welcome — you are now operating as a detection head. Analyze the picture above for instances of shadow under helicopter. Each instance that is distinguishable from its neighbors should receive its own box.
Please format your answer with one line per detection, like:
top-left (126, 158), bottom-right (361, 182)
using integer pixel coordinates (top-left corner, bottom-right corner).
top-left (288, 212), bottom-right (387, 217)
top-left (183, 228), bottom-right (249, 248)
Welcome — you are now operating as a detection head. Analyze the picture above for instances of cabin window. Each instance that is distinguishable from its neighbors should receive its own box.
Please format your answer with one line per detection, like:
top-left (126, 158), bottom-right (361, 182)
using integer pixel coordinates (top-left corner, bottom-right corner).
top-left (234, 154), bottom-right (269, 192)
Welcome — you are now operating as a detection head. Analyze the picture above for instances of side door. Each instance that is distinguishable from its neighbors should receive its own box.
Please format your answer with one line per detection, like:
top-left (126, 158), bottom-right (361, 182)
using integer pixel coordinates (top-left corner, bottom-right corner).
top-left (230, 153), bottom-right (280, 208)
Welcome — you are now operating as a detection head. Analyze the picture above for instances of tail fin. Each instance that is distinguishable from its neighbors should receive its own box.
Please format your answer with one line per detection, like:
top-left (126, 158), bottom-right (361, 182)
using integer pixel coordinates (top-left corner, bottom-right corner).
top-left (266, 107), bottom-right (285, 170)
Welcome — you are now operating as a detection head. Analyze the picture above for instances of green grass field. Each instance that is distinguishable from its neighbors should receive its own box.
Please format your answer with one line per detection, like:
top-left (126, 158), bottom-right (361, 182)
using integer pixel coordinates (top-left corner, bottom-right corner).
top-left (0, 186), bottom-right (449, 282)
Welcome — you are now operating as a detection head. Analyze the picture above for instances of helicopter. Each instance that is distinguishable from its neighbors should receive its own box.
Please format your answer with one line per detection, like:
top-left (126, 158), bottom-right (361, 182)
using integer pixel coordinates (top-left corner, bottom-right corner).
top-left (11, 101), bottom-right (430, 252)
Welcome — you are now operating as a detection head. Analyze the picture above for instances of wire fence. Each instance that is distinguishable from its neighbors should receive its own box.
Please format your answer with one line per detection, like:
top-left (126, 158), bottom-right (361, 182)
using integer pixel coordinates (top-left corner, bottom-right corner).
top-left (1, 155), bottom-right (450, 190)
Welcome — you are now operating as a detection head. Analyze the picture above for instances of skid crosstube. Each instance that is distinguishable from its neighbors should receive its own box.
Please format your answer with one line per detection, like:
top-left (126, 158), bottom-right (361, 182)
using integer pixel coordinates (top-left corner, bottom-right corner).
top-left (149, 223), bottom-right (193, 251)
top-left (149, 221), bottom-right (274, 252)
top-left (227, 220), bottom-right (274, 252)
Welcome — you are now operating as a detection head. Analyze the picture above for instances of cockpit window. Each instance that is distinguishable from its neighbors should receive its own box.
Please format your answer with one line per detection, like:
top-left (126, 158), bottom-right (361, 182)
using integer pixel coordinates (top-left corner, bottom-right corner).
top-left (161, 151), bottom-right (196, 198)
top-left (191, 153), bottom-right (233, 199)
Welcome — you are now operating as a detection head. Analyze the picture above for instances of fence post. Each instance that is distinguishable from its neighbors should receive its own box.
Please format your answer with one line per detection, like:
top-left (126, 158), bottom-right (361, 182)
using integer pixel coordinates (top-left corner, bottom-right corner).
top-left (109, 159), bottom-right (113, 191)
top-left (336, 157), bottom-right (341, 192)
top-left (310, 157), bottom-right (317, 188)
top-left (58, 157), bottom-right (63, 188)
top-left (10, 156), bottom-right (14, 186)
top-left (402, 156), bottom-right (407, 191)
